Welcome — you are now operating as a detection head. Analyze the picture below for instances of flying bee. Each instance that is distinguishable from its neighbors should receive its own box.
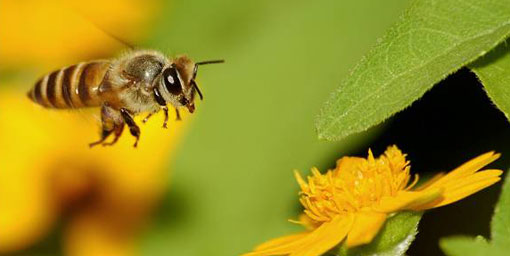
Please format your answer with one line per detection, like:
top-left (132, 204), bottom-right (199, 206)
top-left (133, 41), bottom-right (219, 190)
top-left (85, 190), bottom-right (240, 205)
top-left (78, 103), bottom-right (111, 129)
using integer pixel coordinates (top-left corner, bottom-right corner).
top-left (27, 50), bottom-right (224, 147)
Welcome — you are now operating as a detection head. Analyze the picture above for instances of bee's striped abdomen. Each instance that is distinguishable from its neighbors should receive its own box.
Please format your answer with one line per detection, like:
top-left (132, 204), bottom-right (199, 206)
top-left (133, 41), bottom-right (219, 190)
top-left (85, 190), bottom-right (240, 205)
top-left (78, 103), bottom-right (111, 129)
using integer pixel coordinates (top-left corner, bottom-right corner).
top-left (28, 61), bottom-right (111, 109)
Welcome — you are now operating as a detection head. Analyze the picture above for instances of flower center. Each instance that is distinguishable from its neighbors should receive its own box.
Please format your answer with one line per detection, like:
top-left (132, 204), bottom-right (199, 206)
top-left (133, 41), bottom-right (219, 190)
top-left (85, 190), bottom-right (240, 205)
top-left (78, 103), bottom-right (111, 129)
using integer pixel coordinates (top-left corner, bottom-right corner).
top-left (295, 146), bottom-right (417, 223)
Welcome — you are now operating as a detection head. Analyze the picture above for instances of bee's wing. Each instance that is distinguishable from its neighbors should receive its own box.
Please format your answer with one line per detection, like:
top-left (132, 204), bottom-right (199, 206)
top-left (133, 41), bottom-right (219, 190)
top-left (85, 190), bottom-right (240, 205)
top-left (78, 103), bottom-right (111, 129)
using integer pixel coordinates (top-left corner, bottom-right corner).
top-left (84, 18), bottom-right (136, 50)
top-left (68, 2), bottom-right (142, 50)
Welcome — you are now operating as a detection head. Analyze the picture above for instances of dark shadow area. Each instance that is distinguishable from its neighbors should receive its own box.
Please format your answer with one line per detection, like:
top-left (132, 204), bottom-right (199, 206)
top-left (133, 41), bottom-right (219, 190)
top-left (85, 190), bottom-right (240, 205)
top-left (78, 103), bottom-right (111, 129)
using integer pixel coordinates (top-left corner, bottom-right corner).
top-left (470, 42), bottom-right (509, 68)
top-left (345, 68), bottom-right (510, 256)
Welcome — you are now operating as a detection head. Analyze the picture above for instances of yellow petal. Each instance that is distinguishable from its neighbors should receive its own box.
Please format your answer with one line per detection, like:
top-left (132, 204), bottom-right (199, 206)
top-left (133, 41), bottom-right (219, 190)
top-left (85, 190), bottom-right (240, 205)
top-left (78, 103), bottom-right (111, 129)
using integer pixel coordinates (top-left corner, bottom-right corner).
top-left (437, 178), bottom-right (501, 207)
top-left (242, 232), bottom-right (312, 256)
top-left (373, 188), bottom-right (443, 213)
top-left (254, 233), bottom-right (309, 251)
top-left (421, 152), bottom-right (500, 190)
top-left (243, 214), bottom-right (353, 256)
top-left (346, 211), bottom-right (387, 247)
top-left (411, 170), bottom-right (502, 210)
top-left (438, 169), bottom-right (502, 193)
top-left (413, 173), bottom-right (445, 191)
top-left (290, 214), bottom-right (354, 256)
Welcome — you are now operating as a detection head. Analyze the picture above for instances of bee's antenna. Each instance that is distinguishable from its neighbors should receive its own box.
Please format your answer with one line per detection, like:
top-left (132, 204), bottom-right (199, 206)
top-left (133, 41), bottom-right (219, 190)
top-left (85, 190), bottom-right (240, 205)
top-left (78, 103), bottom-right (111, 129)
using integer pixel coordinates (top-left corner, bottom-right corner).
top-left (196, 60), bottom-right (225, 66)
top-left (191, 60), bottom-right (223, 100)
top-left (191, 80), bottom-right (203, 100)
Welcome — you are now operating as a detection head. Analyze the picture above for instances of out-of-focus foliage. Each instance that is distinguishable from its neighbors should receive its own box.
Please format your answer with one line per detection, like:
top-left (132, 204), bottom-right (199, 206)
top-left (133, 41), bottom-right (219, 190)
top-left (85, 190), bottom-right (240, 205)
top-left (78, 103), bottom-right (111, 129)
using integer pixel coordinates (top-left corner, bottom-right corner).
top-left (440, 173), bottom-right (510, 256)
top-left (470, 40), bottom-right (510, 120)
top-left (316, 0), bottom-right (510, 141)
top-left (139, 0), bottom-right (409, 255)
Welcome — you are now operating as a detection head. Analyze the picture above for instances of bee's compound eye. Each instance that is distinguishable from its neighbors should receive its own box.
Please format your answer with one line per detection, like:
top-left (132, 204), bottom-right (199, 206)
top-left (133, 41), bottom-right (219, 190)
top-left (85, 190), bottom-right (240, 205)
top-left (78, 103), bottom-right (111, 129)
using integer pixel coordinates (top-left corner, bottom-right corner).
top-left (162, 67), bottom-right (182, 95)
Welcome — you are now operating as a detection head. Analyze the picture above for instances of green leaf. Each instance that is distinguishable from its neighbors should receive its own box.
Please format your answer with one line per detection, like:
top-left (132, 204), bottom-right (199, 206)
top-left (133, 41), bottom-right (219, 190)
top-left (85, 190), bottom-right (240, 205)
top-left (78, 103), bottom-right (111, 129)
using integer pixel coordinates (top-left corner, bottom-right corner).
top-left (440, 236), bottom-right (507, 256)
top-left (337, 212), bottom-right (422, 256)
top-left (316, 0), bottom-right (510, 141)
top-left (490, 169), bottom-right (510, 246)
top-left (470, 40), bottom-right (510, 121)
top-left (440, 172), bottom-right (510, 255)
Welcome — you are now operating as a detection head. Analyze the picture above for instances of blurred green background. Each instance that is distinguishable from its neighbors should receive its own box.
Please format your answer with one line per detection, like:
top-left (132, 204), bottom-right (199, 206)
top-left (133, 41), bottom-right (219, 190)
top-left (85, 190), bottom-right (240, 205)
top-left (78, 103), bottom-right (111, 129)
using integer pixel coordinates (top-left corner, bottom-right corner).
top-left (141, 0), bottom-right (408, 255)
top-left (4, 0), bottom-right (509, 255)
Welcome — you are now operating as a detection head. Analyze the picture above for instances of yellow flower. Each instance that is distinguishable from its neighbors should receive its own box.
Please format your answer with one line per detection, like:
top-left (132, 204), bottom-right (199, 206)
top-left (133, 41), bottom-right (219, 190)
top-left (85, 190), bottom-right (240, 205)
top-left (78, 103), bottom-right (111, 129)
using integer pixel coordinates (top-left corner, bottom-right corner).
top-left (243, 146), bottom-right (503, 256)
top-left (0, 88), bottom-right (186, 255)
top-left (0, 0), bottom-right (163, 254)
top-left (0, 0), bottom-right (163, 255)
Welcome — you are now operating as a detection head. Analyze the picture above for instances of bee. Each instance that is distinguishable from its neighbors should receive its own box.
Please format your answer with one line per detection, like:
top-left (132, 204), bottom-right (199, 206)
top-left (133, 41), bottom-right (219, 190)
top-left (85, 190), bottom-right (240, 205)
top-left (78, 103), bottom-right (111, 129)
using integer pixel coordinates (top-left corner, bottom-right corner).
top-left (27, 50), bottom-right (224, 147)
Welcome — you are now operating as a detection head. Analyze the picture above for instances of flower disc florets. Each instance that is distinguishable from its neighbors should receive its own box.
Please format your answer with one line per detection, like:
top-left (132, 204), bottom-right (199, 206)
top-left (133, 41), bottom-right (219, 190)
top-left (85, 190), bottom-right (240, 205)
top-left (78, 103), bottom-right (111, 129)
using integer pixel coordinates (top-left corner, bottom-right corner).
top-left (296, 146), bottom-right (416, 223)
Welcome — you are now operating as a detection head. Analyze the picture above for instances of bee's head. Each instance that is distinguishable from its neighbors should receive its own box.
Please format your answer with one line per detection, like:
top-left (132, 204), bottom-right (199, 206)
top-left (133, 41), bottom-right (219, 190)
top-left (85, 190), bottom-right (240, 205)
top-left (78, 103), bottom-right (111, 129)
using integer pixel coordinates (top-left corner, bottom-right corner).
top-left (154, 55), bottom-right (224, 113)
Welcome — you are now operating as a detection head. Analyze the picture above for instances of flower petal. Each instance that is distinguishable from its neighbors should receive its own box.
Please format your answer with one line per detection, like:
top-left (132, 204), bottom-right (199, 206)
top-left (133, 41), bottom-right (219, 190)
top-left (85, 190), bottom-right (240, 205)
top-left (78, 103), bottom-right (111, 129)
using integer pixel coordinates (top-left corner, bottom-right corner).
top-left (346, 211), bottom-right (387, 247)
top-left (373, 188), bottom-right (443, 213)
top-left (242, 234), bottom-right (305, 256)
top-left (411, 169), bottom-right (502, 210)
top-left (243, 214), bottom-right (353, 256)
top-left (242, 230), bottom-right (316, 256)
top-left (440, 169), bottom-right (502, 192)
top-left (254, 233), bottom-right (309, 251)
top-left (413, 173), bottom-right (445, 191)
top-left (420, 152), bottom-right (500, 190)
top-left (290, 214), bottom-right (354, 256)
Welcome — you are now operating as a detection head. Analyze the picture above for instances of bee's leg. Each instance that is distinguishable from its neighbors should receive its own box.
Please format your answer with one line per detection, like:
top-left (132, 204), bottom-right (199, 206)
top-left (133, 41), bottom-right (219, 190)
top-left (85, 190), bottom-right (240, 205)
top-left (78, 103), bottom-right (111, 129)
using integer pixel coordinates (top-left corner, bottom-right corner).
top-left (162, 106), bottom-right (169, 128)
top-left (142, 109), bottom-right (160, 124)
top-left (102, 120), bottom-right (125, 146)
top-left (89, 129), bottom-right (113, 148)
top-left (175, 108), bottom-right (181, 121)
top-left (90, 104), bottom-right (121, 147)
top-left (120, 108), bottom-right (140, 147)
top-left (142, 112), bottom-right (153, 123)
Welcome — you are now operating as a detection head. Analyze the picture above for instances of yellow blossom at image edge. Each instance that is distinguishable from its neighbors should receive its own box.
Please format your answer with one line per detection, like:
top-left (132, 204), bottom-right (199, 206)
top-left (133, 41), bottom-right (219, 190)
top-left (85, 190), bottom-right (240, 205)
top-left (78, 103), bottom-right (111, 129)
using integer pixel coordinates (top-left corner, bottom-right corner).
top-left (243, 146), bottom-right (503, 256)
top-left (0, 88), bottom-right (187, 255)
